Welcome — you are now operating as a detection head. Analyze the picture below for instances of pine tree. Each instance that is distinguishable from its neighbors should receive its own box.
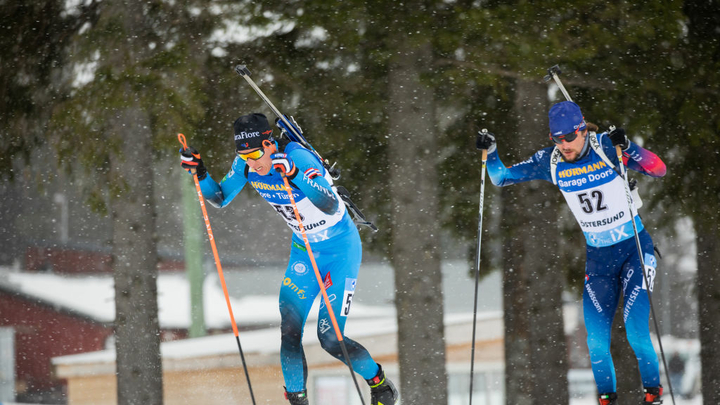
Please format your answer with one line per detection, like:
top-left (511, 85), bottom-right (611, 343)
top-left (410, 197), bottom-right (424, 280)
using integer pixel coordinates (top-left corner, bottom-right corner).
top-left (49, 1), bottom-right (214, 403)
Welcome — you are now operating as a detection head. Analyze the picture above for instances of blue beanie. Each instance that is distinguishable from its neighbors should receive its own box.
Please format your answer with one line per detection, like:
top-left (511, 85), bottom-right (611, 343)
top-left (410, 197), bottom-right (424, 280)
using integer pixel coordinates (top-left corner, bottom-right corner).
top-left (548, 101), bottom-right (586, 136)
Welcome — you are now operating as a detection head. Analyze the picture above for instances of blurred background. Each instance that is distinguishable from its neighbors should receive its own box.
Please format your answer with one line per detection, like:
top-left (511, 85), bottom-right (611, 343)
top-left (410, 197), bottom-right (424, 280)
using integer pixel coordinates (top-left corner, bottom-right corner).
top-left (0, 0), bottom-right (717, 404)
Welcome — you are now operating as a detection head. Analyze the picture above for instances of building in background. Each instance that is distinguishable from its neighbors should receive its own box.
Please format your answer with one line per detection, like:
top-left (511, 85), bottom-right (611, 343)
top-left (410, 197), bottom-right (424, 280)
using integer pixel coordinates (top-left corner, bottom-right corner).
top-left (0, 266), bottom-right (392, 403)
top-left (53, 314), bottom-right (504, 405)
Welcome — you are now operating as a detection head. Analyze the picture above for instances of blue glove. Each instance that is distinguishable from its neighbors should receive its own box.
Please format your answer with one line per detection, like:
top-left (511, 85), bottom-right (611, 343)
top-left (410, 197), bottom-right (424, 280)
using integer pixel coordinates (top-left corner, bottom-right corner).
top-left (180, 146), bottom-right (207, 180)
top-left (271, 153), bottom-right (297, 178)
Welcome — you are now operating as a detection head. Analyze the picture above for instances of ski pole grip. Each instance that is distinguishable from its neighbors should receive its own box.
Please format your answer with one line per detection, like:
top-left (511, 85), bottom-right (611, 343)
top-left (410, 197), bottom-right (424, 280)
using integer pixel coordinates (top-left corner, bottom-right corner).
top-left (615, 145), bottom-right (624, 161)
top-left (178, 133), bottom-right (188, 151)
top-left (544, 65), bottom-right (561, 82)
top-left (479, 128), bottom-right (489, 161)
top-left (235, 65), bottom-right (251, 77)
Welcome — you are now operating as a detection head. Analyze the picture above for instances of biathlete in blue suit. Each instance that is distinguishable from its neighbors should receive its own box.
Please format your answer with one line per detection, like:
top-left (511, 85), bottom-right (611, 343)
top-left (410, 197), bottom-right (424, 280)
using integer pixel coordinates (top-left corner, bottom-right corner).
top-left (180, 113), bottom-right (398, 405)
top-left (476, 101), bottom-right (667, 405)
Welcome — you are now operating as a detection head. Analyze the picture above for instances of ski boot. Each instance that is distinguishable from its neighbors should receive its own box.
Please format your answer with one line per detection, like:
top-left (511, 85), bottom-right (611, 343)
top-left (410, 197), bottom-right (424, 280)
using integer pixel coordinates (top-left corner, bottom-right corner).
top-left (366, 364), bottom-right (399, 405)
top-left (598, 392), bottom-right (618, 405)
top-left (284, 387), bottom-right (309, 405)
top-left (643, 386), bottom-right (663, 404)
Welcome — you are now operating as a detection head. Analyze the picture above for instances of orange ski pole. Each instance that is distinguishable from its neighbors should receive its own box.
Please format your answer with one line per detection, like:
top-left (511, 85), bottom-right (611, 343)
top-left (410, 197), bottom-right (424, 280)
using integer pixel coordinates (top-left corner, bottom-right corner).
top-left (279, 172), bottom-right (366, 405)
top-left (178, 133), bottom-right (256, 405)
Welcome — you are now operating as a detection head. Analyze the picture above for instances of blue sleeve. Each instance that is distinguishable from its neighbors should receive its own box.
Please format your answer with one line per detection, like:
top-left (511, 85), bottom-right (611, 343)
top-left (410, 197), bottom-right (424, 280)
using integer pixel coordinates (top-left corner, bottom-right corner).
top-left (198, 157), bottom-right (249, 208)
top-left (599, 132), bottom-right (667, 178)
top-left (486, 147), bottom-right (553, 186)
top-left (288, 149), bottom-right (340, 215)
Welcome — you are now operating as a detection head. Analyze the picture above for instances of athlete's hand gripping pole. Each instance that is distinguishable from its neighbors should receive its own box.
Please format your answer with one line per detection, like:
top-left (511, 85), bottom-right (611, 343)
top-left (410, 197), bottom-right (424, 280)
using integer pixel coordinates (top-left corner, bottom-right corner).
top-left (614, 132), bottom-right (677, 405)
top-left (276, 166), bottom-right (367, 405)
top-left (178, 133), bottom-right (257, 405)
top-left (469, 130), bottom-right (489, 405)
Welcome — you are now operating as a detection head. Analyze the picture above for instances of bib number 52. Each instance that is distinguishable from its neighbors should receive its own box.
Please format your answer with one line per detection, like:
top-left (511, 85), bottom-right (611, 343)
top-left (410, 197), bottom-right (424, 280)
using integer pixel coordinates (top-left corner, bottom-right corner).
top-left (578, 190), bottom-right (608, 214)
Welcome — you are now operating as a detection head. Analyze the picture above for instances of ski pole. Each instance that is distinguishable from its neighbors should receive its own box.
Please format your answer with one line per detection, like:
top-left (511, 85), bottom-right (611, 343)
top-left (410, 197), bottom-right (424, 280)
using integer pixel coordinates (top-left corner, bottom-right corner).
top-left (469, 131), bottom-right (489, 405)
top-left (177, 133), bottom-right (257, 405)
top-left (544, 65), bottom-right (573, 102)
top-left (614, 142), bottom-right (676, 405)
top-left (278, 170), bottom-right (367, 405)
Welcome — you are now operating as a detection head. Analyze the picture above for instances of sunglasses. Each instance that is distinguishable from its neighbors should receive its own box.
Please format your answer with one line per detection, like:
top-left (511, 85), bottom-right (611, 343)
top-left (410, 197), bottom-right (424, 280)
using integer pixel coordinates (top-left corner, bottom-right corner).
top-left (236, 139), bottom-right (274, 161)
top-left (550, 126), bottom-right (585, 145)
top-left (237, 148), bottom-right (265, 161)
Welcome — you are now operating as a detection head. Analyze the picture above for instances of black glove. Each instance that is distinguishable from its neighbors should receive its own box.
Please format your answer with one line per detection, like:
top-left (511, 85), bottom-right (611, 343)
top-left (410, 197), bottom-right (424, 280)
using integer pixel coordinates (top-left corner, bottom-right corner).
top-left (608, 127), bottom-right (629, 150)
top-left (476, 130), bottom-right (497, 153)
top-left (180, 146), bottom-right (207, 180)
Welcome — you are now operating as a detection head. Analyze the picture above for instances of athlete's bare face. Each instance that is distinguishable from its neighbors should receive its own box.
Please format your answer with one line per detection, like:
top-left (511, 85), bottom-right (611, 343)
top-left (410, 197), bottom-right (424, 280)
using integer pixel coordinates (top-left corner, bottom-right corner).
top-left (557, 130), bottom-right (587, 163)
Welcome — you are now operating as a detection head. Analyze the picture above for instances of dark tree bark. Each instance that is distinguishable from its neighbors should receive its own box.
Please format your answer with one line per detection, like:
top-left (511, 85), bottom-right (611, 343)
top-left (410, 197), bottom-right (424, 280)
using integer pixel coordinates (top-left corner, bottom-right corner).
top-left (694, 205), bottom-right (720, 402)
top-left (387, 39), bottom-right (448, 404)
top-left (110, 104), bottom-right (163, 405)
top-left (503, 79), bottom-right (569, 404)
top-left (501, 189), bottom-right (533, 405)
top-left (682, 0), bottom-right (720, 401)
top-left (105, 2), bottom-right (164, 404)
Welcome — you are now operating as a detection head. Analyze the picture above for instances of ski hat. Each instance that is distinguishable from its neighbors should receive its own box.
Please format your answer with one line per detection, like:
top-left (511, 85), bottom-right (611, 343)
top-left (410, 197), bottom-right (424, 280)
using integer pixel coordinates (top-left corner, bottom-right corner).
top-left (548, 101), bottom-right (586, 136)
top-left (233, 113), bottom-right (273, 151)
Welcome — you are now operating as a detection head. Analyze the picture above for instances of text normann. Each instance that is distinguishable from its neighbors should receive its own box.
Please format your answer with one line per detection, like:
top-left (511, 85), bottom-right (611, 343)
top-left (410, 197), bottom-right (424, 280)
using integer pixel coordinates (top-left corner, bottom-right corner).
top-left (252, 182), bottom-right (285, 191)
top-left (558, 161), bottom-right (607, 178)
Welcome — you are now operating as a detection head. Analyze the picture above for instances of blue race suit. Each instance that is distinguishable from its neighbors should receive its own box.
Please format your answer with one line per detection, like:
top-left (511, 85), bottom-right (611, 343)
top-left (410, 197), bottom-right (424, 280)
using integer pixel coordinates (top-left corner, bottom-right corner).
top-left (485, 132), bottom-right (666, 394)
top-left (198, 141), bottom-right (380, 392)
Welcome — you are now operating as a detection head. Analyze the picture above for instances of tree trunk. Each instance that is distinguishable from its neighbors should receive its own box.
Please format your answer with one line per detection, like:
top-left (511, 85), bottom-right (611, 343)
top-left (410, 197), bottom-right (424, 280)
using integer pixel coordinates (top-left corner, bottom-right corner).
top-left (501, 189), bottom-right (533, 405)
top-left (610, 299), bottom-right (641, 397)
top-left (694, 206), bottom-right (720, 402)
top-left (680, 0), bottom-right (720, 399)
top-left (110, 105), bottom-right (163, 405)
top-left (387, 40), bottom-right (448, 404)
top-left (503, 79), bottom-right (569, 404)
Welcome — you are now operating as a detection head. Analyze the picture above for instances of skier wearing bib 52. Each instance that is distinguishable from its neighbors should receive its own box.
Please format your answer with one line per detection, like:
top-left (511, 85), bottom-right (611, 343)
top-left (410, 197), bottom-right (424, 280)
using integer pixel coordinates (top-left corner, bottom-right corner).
top-left (476, 101), bottom-right (667, 405)
top-left (179, 113), bottom-right (398, 405)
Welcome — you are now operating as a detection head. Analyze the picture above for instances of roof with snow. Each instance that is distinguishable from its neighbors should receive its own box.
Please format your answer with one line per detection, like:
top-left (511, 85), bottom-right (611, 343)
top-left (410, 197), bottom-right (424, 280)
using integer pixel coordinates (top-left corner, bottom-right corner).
top-left (0, 267), bottom-right (394, 329)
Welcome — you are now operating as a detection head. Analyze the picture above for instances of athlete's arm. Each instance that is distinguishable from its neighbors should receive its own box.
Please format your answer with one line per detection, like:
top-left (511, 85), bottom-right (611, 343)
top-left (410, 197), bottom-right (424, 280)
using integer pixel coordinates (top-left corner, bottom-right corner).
top-left (287, 149), bottom-right (340, 215)
top-left (198, 157), bottom-right (249, 208)
top-left (486, 147), bottom-right (554, 186)
top-left (622, 142), bottom-right (667, 177)
top-left (600, 133), bottom-right (666, 178)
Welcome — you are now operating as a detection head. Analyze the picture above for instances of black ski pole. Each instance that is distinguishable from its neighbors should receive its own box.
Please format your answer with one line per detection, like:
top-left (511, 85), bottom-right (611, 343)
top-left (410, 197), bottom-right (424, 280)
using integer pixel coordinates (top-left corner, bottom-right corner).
top-left (613, 140), bottom-right (677, 405)
top-left (469, 130), bottom-right (489, 405)
top-left (178, 133), bottom-right (257, 405)
top-left (544, 66), bottom-right (677, 405)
